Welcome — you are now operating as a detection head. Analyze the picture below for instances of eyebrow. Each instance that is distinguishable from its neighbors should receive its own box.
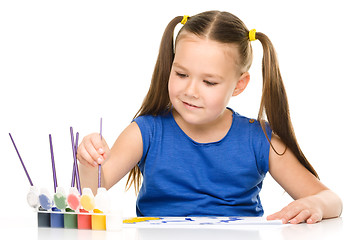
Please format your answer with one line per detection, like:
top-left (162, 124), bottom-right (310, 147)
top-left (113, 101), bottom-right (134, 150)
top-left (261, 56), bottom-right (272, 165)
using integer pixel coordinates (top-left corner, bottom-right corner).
top-left (172, 62), bottom-right (224, 80)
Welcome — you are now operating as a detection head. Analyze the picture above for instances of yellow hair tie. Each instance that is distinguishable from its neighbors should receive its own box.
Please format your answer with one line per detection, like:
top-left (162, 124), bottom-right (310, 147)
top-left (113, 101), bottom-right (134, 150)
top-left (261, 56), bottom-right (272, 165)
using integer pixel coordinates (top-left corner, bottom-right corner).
top-left (181, 15), bottom-right (189, 25)
top-left (249, 29), bottom-right (257, 41)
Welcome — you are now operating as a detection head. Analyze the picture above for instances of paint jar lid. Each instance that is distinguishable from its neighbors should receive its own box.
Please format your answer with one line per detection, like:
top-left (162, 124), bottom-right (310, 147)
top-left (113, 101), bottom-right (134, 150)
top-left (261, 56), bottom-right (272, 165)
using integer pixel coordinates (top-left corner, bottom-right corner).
top-left (95, 187), bottom-right (110, 213)
top-left (69, 187), bottom-right (79, 195)
top-left (27, 186), bottom-right (39, 208)
top-left (82, 188), bottom-right (94, 197)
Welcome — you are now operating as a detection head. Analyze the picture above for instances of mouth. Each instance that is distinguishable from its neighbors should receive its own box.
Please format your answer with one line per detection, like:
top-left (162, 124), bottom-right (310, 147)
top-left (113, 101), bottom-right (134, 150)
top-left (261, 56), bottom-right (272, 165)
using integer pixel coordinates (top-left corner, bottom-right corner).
top-left (182, 101), bottom-right (201, 109)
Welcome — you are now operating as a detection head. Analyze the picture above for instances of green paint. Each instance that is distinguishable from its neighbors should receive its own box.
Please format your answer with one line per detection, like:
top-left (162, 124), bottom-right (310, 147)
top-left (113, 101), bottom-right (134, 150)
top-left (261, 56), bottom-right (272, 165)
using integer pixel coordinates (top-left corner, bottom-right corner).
top-left (64, 208), bottom-right (77, 229)
top-left (54, 193), bottom-right (67, 210)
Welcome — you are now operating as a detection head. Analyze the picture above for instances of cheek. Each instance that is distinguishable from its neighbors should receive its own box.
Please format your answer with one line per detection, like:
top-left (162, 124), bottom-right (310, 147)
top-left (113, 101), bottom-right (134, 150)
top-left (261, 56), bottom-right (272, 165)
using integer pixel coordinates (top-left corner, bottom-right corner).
top-left (168, 76), bottom-right (183, 96)
top-left (168, 76), bottom-right (178, 100)
top-left (205, 88), bottom-right (233, 108)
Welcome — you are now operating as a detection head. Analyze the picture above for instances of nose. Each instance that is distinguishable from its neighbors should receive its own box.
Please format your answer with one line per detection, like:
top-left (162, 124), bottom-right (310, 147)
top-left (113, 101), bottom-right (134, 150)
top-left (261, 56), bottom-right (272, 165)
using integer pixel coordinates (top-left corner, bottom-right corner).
top-left (184, 79), bottom-right (199, 99)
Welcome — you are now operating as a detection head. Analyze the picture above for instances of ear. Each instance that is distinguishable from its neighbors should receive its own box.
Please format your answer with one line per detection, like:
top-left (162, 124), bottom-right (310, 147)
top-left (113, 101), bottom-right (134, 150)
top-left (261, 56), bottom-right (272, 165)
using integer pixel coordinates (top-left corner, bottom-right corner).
top-left (232, 72), bottom-right (250, 96)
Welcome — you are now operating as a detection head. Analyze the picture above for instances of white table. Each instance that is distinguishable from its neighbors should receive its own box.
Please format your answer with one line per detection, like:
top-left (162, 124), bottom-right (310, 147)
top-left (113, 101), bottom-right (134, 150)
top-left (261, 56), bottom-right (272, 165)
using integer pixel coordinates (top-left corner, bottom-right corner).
top-left (0, 213), bottom-right (348, 240)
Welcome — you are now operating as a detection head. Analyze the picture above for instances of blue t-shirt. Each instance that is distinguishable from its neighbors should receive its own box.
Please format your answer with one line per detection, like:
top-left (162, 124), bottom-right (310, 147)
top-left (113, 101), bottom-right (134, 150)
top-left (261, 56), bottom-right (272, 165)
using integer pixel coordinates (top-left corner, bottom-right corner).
top-left (133, 108), bottom-right (272, 217)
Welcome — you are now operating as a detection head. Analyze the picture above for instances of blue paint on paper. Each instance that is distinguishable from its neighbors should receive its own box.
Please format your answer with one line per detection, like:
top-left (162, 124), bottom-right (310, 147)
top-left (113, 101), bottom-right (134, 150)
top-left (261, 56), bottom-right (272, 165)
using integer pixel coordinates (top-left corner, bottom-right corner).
top-left (219, 217), bottom-right (242, 223)
top-left (161, 220), bottom-right (189, 223)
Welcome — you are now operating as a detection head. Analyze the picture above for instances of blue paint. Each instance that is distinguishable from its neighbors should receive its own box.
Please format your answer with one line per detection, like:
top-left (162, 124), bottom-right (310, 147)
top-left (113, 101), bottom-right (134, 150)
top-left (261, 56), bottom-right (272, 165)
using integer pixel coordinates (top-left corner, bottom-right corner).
top-left (50, 207), bottom-right (64, 228)
top-left (39, 194), bottom-right (53, 210)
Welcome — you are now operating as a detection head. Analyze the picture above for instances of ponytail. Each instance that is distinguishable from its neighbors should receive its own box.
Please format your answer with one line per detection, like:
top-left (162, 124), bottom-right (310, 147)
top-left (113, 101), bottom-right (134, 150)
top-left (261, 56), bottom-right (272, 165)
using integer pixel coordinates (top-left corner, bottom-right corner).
top-left (126, 16), bottom-right (183, 192)
top-left (255, 32), bottom-right (319, 178)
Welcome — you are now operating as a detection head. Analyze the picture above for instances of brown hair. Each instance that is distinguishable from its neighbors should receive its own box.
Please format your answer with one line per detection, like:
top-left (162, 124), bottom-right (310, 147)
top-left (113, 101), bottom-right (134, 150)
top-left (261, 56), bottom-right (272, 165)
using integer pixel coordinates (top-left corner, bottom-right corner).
top-left (126, 11), bottom-right (318, 193)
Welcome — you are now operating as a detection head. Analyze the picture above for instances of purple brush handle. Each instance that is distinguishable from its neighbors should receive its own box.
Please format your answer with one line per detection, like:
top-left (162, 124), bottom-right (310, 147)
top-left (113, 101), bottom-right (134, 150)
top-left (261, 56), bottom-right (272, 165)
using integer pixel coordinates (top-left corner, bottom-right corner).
top-left (98, 117), bottom-right (102, 188)
top-left (100, 118), bottom-right (102, 139)
top-left (74, 132), bottom-right (82, 195)
top-left (98, 165), bottom-right (101, 188)
top-left (9, 133), bottom-right (33, 186)
top-left (49, 134), bottom-right (57, 193)
top-left (70, 127), bottom-right (76, 188)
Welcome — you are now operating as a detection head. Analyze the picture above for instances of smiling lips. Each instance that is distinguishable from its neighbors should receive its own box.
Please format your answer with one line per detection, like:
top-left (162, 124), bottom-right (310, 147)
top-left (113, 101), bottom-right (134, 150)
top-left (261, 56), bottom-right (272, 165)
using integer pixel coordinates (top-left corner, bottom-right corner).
top-left (183, 101), bottom-right (201, 109)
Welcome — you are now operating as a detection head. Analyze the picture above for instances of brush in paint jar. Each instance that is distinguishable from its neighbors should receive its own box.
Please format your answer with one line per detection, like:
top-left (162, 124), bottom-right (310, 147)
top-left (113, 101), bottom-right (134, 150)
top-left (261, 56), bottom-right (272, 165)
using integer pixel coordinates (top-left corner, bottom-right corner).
top-left (67, 128), bottom-right (81, 211)
top-left (9, 133), bottom-right (40, 208)
top-left (70, 128), bottom-right (81, 195)
top-left (48, 134), bottom-right (67, 210)
top-left (74, 132), bottom-right (81, 195)
top-left (39, 134), bottom-right (59, 211)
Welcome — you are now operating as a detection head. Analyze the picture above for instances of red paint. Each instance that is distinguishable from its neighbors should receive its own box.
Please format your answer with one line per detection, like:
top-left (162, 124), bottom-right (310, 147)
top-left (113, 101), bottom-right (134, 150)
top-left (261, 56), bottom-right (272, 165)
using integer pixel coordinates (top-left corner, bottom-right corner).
top-left (77, 209), bottom-right (91, 230)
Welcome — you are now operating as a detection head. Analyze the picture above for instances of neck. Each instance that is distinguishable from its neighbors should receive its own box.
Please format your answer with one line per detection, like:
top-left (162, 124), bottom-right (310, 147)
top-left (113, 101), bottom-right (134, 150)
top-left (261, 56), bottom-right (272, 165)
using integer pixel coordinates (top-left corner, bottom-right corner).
top-left (172, 108), bottom-right (233, 143)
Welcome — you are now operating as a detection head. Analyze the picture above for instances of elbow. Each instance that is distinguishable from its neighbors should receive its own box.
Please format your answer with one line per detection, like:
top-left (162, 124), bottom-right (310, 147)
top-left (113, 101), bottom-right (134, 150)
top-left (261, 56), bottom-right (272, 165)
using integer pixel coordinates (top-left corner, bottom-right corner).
top-left (319, 189), bottom-right (343, 219)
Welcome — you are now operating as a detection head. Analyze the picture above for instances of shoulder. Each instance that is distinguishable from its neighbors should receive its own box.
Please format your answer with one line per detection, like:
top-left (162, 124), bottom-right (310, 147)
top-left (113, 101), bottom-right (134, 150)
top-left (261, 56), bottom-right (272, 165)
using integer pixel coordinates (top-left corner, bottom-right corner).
top-left (133, 112), bottom-right (173, 145)
top-left (230, 108), bottom-right (271, 137)
top-left (133, 112), bottom-right (172, 131)
top-left (229, 109), bottom-right (272, 175)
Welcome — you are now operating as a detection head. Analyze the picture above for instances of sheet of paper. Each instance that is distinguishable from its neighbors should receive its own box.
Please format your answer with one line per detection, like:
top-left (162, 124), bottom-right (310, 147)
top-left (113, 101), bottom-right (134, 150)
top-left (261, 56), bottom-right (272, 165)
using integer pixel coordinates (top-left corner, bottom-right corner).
top-left (123, 217), bottom-right (282, 228)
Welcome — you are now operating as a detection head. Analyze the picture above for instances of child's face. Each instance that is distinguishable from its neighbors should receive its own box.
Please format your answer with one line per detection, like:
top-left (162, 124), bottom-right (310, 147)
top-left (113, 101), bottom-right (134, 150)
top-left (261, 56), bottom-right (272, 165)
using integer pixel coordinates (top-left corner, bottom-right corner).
top-left (168, 34), bottom-right (244, 126)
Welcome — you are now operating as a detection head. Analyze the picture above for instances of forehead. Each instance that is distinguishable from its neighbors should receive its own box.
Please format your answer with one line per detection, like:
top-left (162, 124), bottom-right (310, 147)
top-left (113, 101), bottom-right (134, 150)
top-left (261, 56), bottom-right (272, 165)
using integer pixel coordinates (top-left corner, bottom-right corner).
top-left (174, 34), bottom-right (240, 76)
top-left (176, 33), bottom-right (238, 57)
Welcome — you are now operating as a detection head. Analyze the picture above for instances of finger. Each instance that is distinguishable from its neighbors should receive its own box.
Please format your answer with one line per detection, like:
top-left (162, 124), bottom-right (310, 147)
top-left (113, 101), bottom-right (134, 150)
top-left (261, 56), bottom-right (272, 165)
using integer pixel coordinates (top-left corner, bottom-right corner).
top-left (306, 213), bottom-right (322, 224)
top-left (91, 135), bottom-right (109, 162)
top-left (77, 146), bottom-right (97, 167)
top-left (281, 206), bottom-right (304, 224)
top-left (267, 205), bottom-right (290, 221)
top-left (91, 133), bottom-right (105, 152)
top-left (267, 211), bottom-right (284, 221)
top-left (84, 140), bottom-right (104, 164)
top-left (289, 209), bottom-right (311, 224)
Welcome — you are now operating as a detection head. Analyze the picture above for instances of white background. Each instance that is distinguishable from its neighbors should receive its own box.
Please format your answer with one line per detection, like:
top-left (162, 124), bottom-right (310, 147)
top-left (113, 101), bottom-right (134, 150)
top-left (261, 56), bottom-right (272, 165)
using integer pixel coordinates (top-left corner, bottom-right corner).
top-left (1, 0), bottom-right (352, 220)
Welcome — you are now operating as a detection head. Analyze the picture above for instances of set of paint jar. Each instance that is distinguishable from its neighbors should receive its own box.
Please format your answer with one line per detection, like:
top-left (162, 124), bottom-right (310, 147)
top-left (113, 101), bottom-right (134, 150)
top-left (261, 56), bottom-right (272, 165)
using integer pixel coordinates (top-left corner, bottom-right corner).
top-left (28, 185), bottom-right (122, 231)
top-left (10, 120), bottom-right (122, 231)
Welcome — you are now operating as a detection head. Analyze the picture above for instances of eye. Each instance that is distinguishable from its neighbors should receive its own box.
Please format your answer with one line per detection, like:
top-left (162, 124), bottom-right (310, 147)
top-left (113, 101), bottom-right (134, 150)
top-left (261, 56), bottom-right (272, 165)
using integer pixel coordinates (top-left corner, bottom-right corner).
top-left (176, 71), bottom-right (188, 78)
top-left (203, 80), bottom-right (217, 86)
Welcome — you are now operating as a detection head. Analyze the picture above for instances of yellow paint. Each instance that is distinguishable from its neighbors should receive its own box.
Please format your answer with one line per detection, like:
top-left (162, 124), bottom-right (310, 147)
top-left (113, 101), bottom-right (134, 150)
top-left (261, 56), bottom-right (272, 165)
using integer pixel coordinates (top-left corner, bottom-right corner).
top-left (92, 209), bottom-right (106, 230)
top-left (123, 217), bottom-right (160, 224)
top-left (94, 209), bottom-right (103, 214)
top-left (80, 195), bottom-right (95, 211)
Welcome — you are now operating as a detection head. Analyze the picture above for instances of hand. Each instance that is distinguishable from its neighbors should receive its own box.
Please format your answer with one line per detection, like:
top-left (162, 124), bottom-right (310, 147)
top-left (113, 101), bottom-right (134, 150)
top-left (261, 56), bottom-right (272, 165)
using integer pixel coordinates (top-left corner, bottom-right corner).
top-left (267, 196), bottom-right (323, 224)
top-left (77, 133), bottom-right (110, 167)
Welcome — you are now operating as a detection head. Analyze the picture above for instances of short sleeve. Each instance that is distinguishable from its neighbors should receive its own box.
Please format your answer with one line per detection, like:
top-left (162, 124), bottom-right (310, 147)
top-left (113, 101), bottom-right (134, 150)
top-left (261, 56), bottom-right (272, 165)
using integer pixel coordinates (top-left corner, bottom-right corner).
top-left (132, 115), bottom-right (155, 173)
top-left (250, 121), bottom-right (272, 176)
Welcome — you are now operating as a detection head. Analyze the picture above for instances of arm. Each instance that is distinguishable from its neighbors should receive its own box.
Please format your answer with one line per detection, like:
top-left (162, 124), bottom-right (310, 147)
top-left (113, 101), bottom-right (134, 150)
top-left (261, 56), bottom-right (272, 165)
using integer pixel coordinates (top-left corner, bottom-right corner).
top-left (77, 122), bottom-right (143, 195)
top-left (266, 134), bottom-right (342, 224)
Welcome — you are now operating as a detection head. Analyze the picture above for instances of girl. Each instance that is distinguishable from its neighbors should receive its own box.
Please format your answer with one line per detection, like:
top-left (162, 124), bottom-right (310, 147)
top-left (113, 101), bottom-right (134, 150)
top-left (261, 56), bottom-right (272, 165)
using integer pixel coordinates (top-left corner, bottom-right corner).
top-left (77, 11), bottom-right (342, 224)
